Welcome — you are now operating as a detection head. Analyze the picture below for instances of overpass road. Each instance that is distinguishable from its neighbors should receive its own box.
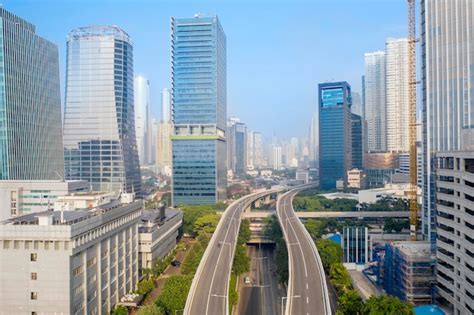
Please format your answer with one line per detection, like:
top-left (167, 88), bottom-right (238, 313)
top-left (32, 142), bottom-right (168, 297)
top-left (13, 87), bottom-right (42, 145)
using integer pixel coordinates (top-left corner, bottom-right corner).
top-left (277, 187), bottom-right (332, 315)
top-left (184, 189), bottom-right (282, 315)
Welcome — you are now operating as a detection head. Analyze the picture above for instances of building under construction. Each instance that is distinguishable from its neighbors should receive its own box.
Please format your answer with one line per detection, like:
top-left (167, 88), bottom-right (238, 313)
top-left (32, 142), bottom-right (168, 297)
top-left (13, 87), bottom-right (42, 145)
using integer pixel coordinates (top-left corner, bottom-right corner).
top-left (383, 241), bottom-right (436, 305)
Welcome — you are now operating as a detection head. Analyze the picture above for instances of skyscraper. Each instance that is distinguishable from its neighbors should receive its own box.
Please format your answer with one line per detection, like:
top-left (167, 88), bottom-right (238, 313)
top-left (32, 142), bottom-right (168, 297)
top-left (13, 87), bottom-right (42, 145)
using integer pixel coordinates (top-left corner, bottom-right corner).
top-left (156, 87), bottom-right (173, 176)
top-left (351, 92), bottom-right (364, 118)
top-left (63, 26), bottom-right (141, 195)
top-left (319, 82), bottom-right (352, 190)
top-left (422, 1), bottom-right (474, 312)
top-left (0, 8), bottom-right (64, 180)
top-left (272, 146), bottom-right (283, 170)
top-left (227, 118), bottom-right (247, 176)
top-left (253, 132), bottom-right (264, 167)
top-left (134, 75), bottom-right (153, 165)
top-left (351, 113), bottom-right (363, 170)
top-left (364, 51), bottom-right (386, 152)
top-left (309, 113), bottom-right (318, 163)
top-left (171, 15), bottom-right (227, 205)
top-left (161, 88), bottom-right (172, 123)
top-left (386, 38), bottom-right (409, 152)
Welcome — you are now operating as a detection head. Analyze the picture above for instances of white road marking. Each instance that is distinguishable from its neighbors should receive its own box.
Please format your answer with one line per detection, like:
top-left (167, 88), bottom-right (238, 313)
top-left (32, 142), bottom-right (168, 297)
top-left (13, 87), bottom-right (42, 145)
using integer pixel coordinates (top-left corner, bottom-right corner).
top-left (306, 283), bottom-right (309, 290)
top-left (306, 296), bottom-right (309, 304)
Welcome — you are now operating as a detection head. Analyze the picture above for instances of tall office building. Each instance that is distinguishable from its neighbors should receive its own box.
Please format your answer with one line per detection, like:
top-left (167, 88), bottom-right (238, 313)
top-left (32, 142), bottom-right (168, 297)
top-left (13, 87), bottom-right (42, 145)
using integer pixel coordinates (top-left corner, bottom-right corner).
top-left (0, 8), bottom-right (64, 180)
top-left (246, 129), bottom-right (255, 169)
top-left (253, 132), bottom-right (264, 167)
top-left (309, 113), bottom-right (318, 162)
top-left (318, 82), bottom-right (352, 190)
top-left (351, 113), bottom-right (364, 170)
top-left (134, 75), bottom-right (153, 165)
top-left (227, 118), bottom-right (246, 176)
top-left (161, 88), bottom-right (172, 123)
top-left (422, 0), bottom-right (474, 246)
top-left (386, 38), bottom-right (409, 152)
top-left (351, 92), bottom-right (364, 118)
top-left (171, 15), bottom-right (227, 205)
top-left (364, 51), bottom-right (386, 152)
top-left (272, 146), bottom-right (283, 170)
top-left (156, 87), bottom-right (173, 176)
top-left (63, 26), bottom-right (141, 195)
top-left (421, 1), bottom-right (474, 312)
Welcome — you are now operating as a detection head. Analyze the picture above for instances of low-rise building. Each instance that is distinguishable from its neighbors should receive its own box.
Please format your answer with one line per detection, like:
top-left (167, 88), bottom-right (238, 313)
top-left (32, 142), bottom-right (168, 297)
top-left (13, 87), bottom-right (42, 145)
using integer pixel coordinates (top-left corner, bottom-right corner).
top-left (347, 169), bottom-right (367, 189)
top-left (295, 170), bottom-right (309, 184)
top-left (342, 226), bottom-right (371, 264)
top-left (358, 183), bottom-right (421, 204)
top-left (0, 180), bottom-right (89, 221)
top-left (0, 192), bottom-right (141, 314)
top-left (383, 241), bottom-right (435, 305)
top-left (139, 207), bottom-right (182, 270)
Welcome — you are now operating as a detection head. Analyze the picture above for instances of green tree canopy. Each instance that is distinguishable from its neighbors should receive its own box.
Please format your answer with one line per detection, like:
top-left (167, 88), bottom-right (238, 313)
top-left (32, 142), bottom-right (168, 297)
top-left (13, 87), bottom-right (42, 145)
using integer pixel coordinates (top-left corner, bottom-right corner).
top-left (155, 275), bottom-right (193, 315)
top-left (111, 306), bottom-right (128, 315)
top-left (194, 213), bottom-right (221, 235)
top-left (362, 295), bottom-right (414, 315)
top-left (336, 289), bottom-right (364, 315)
top-left (316, 239), bottom-right (343, 271)
top-left (137, 304), bottom-right (165, 315)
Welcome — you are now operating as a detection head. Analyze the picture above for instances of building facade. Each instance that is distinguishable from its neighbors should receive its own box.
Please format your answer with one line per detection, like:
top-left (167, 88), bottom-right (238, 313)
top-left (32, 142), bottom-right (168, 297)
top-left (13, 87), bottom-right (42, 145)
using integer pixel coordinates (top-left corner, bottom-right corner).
top-left (63, 26), bottom-right (141, 196)
top-left (0, 192), bottom-right (141, 314)
top-left (227, 118), bottom-right (247, 176)
top-left (319, 82), bottom-right (352, 190)
top-left (134, 75), bottom-right (153, 165)
top-left (386, 38), bottom-right (409, 152)
top-left (0, 180), bottom-right (89, 222)
top-left (364, 51), bottom-right (386, 152)
top-left (351, 113), bottom-right (364, 170)
top-left (342, 226), bottom-right (370, 264)
top-left (139, 208), bottom-right (182, 270)
top-left (435, 150), bottom-right (474, 314)
top-left (0, 8), bottom-right (64, 181)
top-left (171, 15), bottom-right (227, 205)
top-left (421, 0), bottom-right (474, 247)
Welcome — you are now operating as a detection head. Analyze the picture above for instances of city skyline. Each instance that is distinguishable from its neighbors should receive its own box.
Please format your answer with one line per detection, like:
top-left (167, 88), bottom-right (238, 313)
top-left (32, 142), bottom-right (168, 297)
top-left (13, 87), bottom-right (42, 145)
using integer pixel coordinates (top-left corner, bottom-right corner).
top-left (9, 0), bottom-right (408, 137)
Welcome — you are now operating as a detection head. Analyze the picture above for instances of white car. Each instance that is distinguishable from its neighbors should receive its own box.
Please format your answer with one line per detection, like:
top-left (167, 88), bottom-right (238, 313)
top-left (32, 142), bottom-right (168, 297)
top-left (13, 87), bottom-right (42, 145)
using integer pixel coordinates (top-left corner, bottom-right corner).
top-left (244, 277), bottom-right (251, 284)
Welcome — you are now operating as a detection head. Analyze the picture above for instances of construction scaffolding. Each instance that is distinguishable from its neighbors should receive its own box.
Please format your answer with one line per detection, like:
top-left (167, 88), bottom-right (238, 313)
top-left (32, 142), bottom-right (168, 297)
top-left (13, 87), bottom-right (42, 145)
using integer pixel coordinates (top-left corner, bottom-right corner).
top-left (383, 241), bottom-right (436, 305)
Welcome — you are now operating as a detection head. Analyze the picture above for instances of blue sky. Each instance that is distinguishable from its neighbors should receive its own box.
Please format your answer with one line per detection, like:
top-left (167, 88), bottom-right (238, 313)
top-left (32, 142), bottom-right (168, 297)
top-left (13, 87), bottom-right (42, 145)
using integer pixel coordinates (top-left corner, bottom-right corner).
top-left (8, 0), bottom-right (408, 138)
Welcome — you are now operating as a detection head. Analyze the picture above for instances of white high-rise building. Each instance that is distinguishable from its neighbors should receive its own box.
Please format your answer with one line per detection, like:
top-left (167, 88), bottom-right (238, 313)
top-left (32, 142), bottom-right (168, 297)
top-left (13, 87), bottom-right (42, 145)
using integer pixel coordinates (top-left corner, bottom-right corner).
top-left (246, 129), bottom-right (255, 169)
top-left (253, 132), bottom-right (264, 167)
top-left (161, 88), bottom-right (171, 123)
top-left (272, 146), bottom-right (282, 170)
top-left (309, 113), bottom-right (318, 162)
top-left (364, 51), bottom-right (386, 152)
top-left (386, 38), bottom-right (409, 152)
top-left (351, 91), bottom-right (364, 118)
top-left (134, 75), bottom-right (153, 165)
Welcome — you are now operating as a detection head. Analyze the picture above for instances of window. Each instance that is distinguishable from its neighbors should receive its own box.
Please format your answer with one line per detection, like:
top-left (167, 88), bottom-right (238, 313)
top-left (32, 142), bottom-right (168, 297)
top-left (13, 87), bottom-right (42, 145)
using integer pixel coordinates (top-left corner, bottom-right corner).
top-left (31, 272), bottom-right (37, 280)
top-left (30, 253), bottom-right (37, 262)
top-left (32, 312), bottom-right (37, 315)
top-left (30, 292), bottom-right (37, 300)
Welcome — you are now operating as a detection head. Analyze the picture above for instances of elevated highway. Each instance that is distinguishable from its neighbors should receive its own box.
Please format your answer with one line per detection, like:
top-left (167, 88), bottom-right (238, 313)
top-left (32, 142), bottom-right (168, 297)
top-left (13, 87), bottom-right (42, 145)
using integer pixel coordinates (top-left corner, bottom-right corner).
top-left (184, 189), bottom-right (284, 315)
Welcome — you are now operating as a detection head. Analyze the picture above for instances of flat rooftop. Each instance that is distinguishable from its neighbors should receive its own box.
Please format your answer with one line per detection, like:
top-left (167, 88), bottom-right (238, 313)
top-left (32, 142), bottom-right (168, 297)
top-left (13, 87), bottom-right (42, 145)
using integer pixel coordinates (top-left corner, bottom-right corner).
top-left (391, 241), bottom-right (434, 259)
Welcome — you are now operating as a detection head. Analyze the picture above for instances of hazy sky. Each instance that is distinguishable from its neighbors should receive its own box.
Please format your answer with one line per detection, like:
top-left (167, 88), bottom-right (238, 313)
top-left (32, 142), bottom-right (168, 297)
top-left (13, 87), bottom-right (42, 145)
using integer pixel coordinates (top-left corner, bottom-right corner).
top-left (9, 0), bottom-right (408, 138)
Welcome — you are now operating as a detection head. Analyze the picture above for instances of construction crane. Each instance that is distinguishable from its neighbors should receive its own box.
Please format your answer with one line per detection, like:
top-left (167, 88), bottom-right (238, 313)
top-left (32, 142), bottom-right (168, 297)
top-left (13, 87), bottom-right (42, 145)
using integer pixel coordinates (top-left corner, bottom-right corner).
top-left (408, 0), bottom-right (417, 241)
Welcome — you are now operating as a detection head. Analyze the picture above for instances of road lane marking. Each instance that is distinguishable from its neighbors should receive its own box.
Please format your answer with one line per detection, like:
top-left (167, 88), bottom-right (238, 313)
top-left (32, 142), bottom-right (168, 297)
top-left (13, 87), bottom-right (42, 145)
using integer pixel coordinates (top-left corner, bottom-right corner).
top-left (306, 296), bottom-right (309, 304)
top-left (306, 283), bottom-right (309, 290)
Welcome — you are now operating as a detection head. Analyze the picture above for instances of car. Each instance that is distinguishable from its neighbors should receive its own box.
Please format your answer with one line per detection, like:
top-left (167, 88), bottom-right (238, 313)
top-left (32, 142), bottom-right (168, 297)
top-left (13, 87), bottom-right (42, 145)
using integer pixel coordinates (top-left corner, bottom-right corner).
top-left (171, 260), bottom-right (181, 267)
top-left (244, 277), bottom-right (251, 284)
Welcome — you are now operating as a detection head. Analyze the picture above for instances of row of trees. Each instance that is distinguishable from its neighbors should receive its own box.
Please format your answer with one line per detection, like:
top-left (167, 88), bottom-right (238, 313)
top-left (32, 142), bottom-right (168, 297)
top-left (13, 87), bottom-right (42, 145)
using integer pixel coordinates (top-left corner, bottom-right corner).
top-left (229, 219), bottom-right (252, 312)
top-left (293, 195), bottom-right (358, 212)
top-left (263, 215), bottom-right (289, 283)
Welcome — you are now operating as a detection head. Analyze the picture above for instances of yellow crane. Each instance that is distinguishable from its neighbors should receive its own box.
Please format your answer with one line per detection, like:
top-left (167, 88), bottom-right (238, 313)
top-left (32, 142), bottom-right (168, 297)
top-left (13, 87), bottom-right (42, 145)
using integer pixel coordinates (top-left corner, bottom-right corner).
top-left (407, 0), bottom-right (417, 241)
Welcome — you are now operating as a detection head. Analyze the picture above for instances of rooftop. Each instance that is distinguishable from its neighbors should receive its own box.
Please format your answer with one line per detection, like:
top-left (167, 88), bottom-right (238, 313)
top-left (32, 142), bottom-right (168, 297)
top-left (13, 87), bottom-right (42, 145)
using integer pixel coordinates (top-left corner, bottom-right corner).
top-left (68, 25), bottom-right (132, 44)
top-left (391, 241), bottom-right (434, 259)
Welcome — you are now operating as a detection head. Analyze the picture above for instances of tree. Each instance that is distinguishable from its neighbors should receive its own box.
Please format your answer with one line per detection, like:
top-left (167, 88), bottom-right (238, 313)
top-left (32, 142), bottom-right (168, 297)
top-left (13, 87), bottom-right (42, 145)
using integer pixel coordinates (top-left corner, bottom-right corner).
top-left (193, 213), bottom-right (220, 235)
top-left (232, 245), bottom-right (250, 275)
top-left (136, 279), bottom-right (155, 296)
top-left (384, 218), bottom-right (409, 233)
top-left (329, 263), bottom-right (352, 295)
top-left (304, 219), bottom-right (326, 240)
top-left (237, 219), bottom-right (251, 245)
top-left (337, 289), bottom-right (363, 314)
top-left (362, 296), bottom-right (414, 315)
top-left (316, 239), bottom-right (343, 271)
top-left (156, 275), bottom-right (193, 314)
top-left (111, 306), bottom-right (128, 315)
top-left (137, 304), bottom-right (165, 315)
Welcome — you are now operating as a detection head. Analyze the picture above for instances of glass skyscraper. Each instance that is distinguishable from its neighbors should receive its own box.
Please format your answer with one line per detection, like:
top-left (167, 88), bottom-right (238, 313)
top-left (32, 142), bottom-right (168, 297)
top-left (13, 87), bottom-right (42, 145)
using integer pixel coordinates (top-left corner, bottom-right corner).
top-left (63, 26), bottom-right (141, 195)
top-left (318, 82), bottom-right (352, 190)
top-left (171, 15), bottom-right (227, 205)
top-left (0, 8), bottom-right (64, 180)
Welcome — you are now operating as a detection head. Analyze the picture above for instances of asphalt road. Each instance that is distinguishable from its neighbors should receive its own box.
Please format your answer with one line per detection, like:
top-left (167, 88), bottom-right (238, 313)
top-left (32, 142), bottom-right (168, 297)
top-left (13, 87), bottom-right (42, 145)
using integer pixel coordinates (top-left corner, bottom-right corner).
top-left (184, 190), bottom-right (279, 315)
top-left (237, 245), bottom-right (282, 315)
top-left (276, 188), bottom-right (331, 315)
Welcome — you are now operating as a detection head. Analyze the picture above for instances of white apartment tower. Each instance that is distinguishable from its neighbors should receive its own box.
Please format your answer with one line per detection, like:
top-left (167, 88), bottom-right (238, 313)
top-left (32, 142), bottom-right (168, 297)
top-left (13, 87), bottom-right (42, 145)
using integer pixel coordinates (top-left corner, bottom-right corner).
top-left (386, 38), bottom-right (409, 152)
top-left (364, 51), bottom-right (386, 152)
